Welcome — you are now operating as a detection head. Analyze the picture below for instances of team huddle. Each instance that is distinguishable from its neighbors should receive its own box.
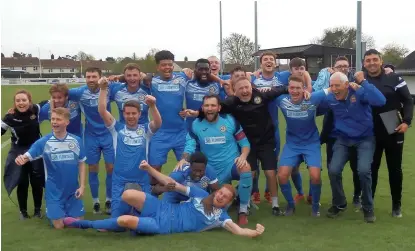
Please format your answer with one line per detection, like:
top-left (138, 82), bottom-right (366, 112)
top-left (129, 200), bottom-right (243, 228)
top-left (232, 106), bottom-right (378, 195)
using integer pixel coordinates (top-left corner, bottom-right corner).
top-left (2, 48), bottom-right (412, 238)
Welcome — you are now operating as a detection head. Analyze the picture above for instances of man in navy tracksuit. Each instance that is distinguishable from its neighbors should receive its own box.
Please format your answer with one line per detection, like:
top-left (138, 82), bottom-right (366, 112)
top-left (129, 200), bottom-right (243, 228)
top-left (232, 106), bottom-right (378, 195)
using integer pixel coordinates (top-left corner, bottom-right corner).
top-left (321, 71), bottom-right (386, 223)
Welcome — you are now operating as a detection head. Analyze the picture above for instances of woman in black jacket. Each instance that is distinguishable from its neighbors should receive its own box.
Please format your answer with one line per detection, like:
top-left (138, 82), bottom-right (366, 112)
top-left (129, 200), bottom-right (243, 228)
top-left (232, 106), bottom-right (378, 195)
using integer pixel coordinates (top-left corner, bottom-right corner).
top-left (2, 89), bottom-right (47, 220)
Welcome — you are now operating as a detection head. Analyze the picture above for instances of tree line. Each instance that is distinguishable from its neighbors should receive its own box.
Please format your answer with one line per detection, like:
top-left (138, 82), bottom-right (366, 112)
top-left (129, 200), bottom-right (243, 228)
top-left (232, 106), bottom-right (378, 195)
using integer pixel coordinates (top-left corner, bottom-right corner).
top-left (2, 26), bottom-right (411, 72)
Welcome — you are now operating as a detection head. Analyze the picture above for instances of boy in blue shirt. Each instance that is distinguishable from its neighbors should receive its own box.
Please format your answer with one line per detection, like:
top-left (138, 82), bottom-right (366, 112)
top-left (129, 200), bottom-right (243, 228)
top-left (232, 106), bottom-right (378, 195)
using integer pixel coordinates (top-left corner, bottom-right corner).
top-left (15, 107), bottom-right (86, 229)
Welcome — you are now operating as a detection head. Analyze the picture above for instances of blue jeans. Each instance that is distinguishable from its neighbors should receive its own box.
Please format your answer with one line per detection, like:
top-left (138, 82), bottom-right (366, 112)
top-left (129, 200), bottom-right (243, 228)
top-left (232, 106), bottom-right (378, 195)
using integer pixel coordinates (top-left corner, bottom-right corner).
top-left (328, 136), bottom-right (375, 211)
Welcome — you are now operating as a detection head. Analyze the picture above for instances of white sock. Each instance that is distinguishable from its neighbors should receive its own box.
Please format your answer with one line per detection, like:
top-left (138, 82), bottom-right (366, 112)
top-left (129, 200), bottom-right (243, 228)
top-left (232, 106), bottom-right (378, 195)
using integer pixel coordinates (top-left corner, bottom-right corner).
top-left (93, 198), bottom-right (100, 204)
top-left (239, 204), bottom-right (248, 214)
top-left (106, 198), bottom-right (111, 202)
top-left (272, 197), bottom-right (279, 208)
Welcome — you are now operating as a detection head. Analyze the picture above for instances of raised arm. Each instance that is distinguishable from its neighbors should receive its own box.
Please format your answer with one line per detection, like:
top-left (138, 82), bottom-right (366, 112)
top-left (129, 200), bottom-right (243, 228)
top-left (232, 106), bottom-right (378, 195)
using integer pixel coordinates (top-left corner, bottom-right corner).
top-left (97, 77), bottom-right (115, 127)
top-left (223, 221), bottom-right (265, 238)
top-left (139, 160), bottom-right (188, 194)
top-left (145, 95), bottom-right (162, 133)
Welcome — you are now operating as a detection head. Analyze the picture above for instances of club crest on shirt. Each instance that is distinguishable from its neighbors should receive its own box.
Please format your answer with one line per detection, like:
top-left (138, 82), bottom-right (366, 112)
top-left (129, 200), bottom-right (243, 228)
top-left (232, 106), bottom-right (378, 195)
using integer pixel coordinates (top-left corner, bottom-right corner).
top-left (200, 178), bottom-right (208, 188)
top-left (254, 96), bottom-right (262, 104)
top-left (209, 86), bottom-right (216, 93)
top-left (138, 94), bottom-right (146, 102)
top-left (30, 114), bottom-right (36, 120)
top-left (173, 78), bottom-right (181, 84)
top-left (300, 104), bottom-right (310, 111)
top-left (70, 103), bottom-right (76, 109)
top-left (220, 125), bottom-right (227, 132)
top-left (136, 128), bottom-right (144, 136)
top-left (68, 142), bottom-right (75, 150)
top-left (350, 95), bottom-right (356, 103)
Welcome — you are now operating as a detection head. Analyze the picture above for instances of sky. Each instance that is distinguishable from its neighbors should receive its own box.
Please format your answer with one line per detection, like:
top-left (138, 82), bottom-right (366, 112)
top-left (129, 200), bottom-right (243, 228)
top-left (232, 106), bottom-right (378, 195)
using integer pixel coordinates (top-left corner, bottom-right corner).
top-left (1, 0), bottom-right (414, 61)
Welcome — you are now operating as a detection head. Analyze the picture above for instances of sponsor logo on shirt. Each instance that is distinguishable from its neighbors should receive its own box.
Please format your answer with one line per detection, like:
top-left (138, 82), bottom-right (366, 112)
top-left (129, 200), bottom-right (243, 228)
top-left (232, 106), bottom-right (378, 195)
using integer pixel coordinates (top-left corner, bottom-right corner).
top-left (51, 152), bottom-right (75, 161)
top-left (157, 84), bottom-right (180, 92)
top-left (123, 137), bottom-right (144, 146)
top-left (204, 136), bottom-right (226, 144)
top-left (193, 94), bottom-right (205, 101)
top-left (286, 111), bottom-right (308, 118)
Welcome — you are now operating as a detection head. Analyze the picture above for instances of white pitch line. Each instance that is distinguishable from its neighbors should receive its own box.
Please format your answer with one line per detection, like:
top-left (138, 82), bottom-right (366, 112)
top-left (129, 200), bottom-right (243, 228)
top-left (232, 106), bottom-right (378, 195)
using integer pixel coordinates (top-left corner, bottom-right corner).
top-left (1, 139), bottom-right (11, 149)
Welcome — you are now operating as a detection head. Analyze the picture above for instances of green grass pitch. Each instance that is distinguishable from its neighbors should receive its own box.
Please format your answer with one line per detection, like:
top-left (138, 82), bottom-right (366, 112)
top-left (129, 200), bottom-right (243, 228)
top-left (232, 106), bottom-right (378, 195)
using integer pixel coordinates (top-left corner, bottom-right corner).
top-left (1, 85), bottom-right (415, 251)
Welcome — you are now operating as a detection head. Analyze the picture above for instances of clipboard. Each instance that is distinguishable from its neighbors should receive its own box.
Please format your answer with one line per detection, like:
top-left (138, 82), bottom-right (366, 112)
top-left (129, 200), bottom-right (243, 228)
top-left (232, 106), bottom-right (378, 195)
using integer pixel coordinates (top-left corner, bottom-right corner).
top-left (379, 110), bottom-right (402, 135)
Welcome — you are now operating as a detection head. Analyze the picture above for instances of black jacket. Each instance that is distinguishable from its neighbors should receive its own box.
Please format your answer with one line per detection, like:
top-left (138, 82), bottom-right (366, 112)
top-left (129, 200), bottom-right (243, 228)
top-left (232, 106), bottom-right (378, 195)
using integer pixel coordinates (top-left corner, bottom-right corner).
top-left (366, 70), bottom-right (413, 139)
top-left (1, 103), bottom-right (43, 147)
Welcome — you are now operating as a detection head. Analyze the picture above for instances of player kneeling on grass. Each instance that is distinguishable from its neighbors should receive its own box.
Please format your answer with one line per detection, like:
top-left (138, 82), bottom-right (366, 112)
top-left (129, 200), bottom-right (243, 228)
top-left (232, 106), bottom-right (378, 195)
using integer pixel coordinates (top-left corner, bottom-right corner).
top-left (15, 107), bottom-right (86, 229)
top-left (271, 74), bottom-right (329, 217)
top-left (152, 151), bottom-right (220, 203)
top-left (64, 160), bottom-right (265, 238)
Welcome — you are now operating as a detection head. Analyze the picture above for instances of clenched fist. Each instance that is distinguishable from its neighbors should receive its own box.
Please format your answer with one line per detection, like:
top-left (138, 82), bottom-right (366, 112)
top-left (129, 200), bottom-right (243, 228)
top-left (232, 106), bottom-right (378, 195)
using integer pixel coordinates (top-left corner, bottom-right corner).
top-left (145, 95), bottom-right (156, 107)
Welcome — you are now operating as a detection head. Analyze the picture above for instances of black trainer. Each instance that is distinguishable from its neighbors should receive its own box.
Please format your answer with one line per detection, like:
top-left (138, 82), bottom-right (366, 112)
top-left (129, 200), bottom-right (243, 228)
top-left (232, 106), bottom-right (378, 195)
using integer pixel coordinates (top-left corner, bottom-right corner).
top-left (105, 200), bottom-right (111, 215)
top-left (392, 204), bottom-right (402, 218)
top-left (20, 211), bottom-right (30, 220)
top-left (327, 204), bottom-right (347, 218)
top-left (272, 206), bottom-right (282, 216)
top-left (363, 209), bottom-right (376, 223)
top-left (93, 202), bottom-right (101, 214)
top-left (33, 209), bottom-right (43, 219)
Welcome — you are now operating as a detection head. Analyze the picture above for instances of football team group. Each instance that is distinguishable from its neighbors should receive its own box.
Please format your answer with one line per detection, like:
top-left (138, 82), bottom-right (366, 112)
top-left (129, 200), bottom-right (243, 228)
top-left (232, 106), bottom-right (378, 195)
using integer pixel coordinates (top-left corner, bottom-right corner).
top-left (2, 48), bottom-right (412, 238)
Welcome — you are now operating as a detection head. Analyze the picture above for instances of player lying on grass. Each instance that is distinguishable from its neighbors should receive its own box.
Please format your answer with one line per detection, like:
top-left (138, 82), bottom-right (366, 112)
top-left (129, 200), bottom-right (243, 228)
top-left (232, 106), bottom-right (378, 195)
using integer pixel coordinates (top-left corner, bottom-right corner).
top-left (151, 151), bottom-right (220, 203)
top-left (64, 160), bottom-right (265, 238)
top-left (15, 107), bottom-right (86, 229)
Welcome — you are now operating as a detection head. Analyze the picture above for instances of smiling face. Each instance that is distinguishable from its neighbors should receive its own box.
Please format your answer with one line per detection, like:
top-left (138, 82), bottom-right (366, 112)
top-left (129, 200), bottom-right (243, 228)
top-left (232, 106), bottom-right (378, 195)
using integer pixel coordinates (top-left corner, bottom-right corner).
top-left (14, 93), bottom-right (31, 113)
top-left (51, 111), bottom-right (69, 134)
top-left (330, 76), bottom-right (349, 100)
top-left (189, 162), bottom-right (206, 182)
top-left (123, 104), bottom-right (141, 128)
top-left (288, 80), bottom-right (304, 104)
top-left (157, 59), bottom-right (174, 79)
top-left (363, 53), bottom-right (383, 76)
top-left (51, 91), bottom-right (67, 108)
top-left (212, 185), bottom-right (235, 208)
top-left (260, 55), bottom-right (276, 73)
top-left (208, 56), bottom-right (221, 76)
top-left (202, 96), bottom-right (221, 122)
top-left (124, 68), bottom-right (141, 89)
top-left (86, 71), bottom-right (100, 90)
top-left (195, 62), bottom-right (211, 83)
top-left (234, 78), bottom-right (252, 102)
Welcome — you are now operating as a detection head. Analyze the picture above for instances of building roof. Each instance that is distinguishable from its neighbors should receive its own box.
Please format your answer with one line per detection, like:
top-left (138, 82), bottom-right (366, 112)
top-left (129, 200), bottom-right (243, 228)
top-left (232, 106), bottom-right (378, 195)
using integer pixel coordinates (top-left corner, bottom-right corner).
top-left (397, 51), bottom-right (415, 70)
top-left (1, 57), bottom-right (41, 67)
top-left (252, 44), bottom-right (356, 59)
top-left (1, 57), bottom-right (112, 70)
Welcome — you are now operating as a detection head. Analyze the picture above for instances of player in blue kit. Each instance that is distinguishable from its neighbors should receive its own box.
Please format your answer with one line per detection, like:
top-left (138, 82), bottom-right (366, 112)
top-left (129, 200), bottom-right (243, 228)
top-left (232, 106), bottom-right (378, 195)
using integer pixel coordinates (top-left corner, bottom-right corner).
top-left (97, 77), bottom-right (161, 218)
top-left (182, 59), bottom-right (227, 130)
top-left (39, 84), bottom-right (83, 138)
top-left (271, 74), bottom-right (329, 217)
top-left (178, 94), bottom-right (252, 225)
top-left (15, 107), bottom-right (86, 229)
top-left (68, 67), bottom-right (114, 214)
top-left (144, 50), bottom-right (190, 183)
top-left (64, 160), bottom-right (265, 238)
top-left (108, 63), bottom-right (151, 124)
top-left (155, 152), bottom-right (219, 203)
